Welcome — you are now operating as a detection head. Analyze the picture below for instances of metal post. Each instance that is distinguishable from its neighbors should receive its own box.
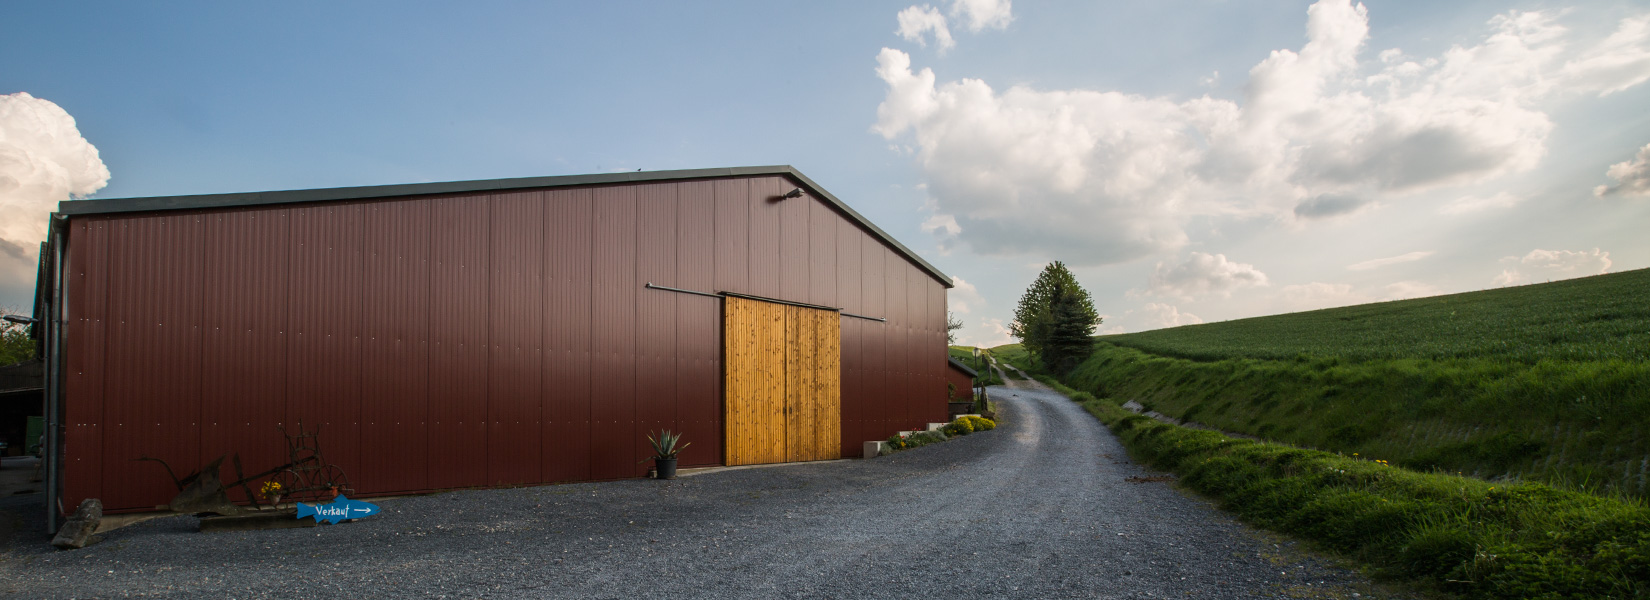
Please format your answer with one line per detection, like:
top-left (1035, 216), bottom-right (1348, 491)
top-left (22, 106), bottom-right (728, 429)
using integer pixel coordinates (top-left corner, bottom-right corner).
top-left (44, 216), bottom-right (64, 534)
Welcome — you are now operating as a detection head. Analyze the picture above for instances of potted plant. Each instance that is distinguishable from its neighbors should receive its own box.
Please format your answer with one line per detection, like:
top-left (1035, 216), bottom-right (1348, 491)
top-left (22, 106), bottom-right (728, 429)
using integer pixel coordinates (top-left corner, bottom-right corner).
top-left (260, 480), bottom-right (284, 507)
top-left (645, 430), bottom-right (690, 480)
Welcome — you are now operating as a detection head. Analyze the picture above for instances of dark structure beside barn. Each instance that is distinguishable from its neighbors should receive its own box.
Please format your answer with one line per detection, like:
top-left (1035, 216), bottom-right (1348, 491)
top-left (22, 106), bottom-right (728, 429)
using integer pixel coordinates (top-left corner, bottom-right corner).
top-left (34, 166), bottom-right (953, 521)
top-left (945, 357), bottom-right (978, 418)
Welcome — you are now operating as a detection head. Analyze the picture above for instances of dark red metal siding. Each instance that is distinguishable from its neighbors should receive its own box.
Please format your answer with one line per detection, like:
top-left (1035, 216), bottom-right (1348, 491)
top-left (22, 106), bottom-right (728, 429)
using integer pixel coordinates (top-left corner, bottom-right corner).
top-left (834, 218), bottom-right (864, 454)
top-left (807, 200), bottom-right (837, 309)
top-left (103, 213), bottom-right (206, 511)
top-left (542, 189), bottom-right (593, 483)
top-left (746, 177), bottom-right (782, 298)
top-left (62, 217), bottom-right (110, 507)
top-left (778, 182), bottom-right (809, 303)
top-left (201, 209), bottom-right (290, 503)
top-left (590, 185), bottom-right (637, 480)
top-left (286, 204), bottom-right (364, 489)
top-left (945, 362), bottom-right (973, 403)
top-left (674, 181), bottom-right (721, 466)
top-left (428, 196), bottom-right (489, 490)
top-left (885, 249), bottom-right (909, 427)
top-left (635, 184), bottom-right (678, 475)
top-left (859, 236), bottom-right (888, 434)
top-left (489, 191), bottom-right (545, 486)
top-left (360, 200), bottom-right (430, 494)
top-left (712, 179), bottom-right (749, 294)
top-left (62, 174), bottom-right (952, 512)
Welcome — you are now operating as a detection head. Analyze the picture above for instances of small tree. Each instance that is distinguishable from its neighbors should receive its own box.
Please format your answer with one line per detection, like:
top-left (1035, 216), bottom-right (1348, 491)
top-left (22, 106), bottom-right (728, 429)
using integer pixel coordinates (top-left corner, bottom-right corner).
top-left (0, 306), bottom-right (35, 366)
top-left (946, 311), bottom-right (963, 345)
top-left (1010, 261), bottom-right (1097, 364)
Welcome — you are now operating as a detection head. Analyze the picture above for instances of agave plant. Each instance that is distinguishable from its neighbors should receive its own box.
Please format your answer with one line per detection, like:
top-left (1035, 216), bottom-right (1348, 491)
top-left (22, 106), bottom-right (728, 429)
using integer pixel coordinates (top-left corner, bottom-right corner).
top-left (646, 430), bottom-right (690, 460)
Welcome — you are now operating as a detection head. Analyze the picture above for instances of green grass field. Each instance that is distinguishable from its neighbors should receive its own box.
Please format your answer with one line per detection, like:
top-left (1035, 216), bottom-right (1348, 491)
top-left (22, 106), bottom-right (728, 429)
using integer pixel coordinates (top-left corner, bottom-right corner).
top-left (1096, 269), bottom-right (1649, 364)
top-left (1005, 268), bottom-right (1650, 498)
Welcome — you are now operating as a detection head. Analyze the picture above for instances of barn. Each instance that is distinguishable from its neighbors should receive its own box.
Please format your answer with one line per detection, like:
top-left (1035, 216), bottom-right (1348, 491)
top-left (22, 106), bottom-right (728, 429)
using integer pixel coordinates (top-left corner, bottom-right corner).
top-left (32, 166), bottom-right (952, 520)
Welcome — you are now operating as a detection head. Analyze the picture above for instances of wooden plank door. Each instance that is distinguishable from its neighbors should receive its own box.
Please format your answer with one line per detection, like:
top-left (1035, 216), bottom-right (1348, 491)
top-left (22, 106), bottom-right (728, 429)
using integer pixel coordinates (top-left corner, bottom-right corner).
top-left (723, 297), bottom-right (842, 466)
top-left (786, 307), bottom-right (840, 462)
top-left (723, 297), bottom-right (787, 466)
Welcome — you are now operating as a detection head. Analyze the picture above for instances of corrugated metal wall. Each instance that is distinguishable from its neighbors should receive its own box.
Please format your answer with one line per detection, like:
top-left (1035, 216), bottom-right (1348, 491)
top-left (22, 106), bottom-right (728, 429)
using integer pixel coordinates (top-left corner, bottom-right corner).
top-left (61, 175), bottom-right (949, 512)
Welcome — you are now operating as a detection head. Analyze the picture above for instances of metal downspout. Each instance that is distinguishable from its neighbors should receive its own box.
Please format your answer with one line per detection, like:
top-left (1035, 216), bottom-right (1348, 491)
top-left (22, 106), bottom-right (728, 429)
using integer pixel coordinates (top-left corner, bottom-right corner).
top-left (44, 214), bottom-right (65, 535)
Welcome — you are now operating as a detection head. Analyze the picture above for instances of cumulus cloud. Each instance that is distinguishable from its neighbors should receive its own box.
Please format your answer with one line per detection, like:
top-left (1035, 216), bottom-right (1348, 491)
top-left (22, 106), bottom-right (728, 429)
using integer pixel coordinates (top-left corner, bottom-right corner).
top-left (897, 5), bottom-right (955, 53)
top-left (948, 276), bottom-right (984, 314)
top-left (1293, 193), bottom-right (1372, 219)
top-left (950, 0), bottom-right (1013, 32)
top-left (962, 317), bottom-right (1017, 347)
top-left (1140, 303), bottom-right (1203, 330)
top-left (1441, 191), bottom-right (1521, 214)
top-left (1594, 142), bottom-right (1650, 197)
top-left (0, 92), bottom-right (110, 282)
top-left (1276, 282), bottom-right (1371, 312)
top-left (1558, 16), bottom-right (1650, 97)
top-left (1346, 250), bottom-right (1433, 271)
top-left (875, 1), bottom-right (1650, 265)
top-left (1493, 248), bottom-right (1612, 286)
top-left (1383, 280), bottom-right (1442, 300)
top-left (1146, 252), bottom-right (1268, 299)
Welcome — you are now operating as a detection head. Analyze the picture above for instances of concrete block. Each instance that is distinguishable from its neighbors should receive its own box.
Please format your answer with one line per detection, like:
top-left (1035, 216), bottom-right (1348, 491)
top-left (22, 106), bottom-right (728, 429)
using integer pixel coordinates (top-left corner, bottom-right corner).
top-left (862, 441), bottom-right (886, 459)
top-left (926, 423), bottom-right (948, 432)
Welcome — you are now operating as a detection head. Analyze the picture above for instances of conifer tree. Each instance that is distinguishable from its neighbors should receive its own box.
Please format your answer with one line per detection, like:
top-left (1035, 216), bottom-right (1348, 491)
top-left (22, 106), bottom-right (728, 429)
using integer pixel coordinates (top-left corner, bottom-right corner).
top-left (1041, 281), bottom-right (1098, 373)
top-left (1010, 261), bottom-right (1098, 365)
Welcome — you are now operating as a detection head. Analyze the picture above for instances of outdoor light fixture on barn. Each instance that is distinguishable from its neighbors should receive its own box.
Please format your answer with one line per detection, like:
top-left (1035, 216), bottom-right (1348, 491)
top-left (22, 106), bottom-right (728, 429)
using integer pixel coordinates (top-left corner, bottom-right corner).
top-left (31, 165), bottom-right (955, 532)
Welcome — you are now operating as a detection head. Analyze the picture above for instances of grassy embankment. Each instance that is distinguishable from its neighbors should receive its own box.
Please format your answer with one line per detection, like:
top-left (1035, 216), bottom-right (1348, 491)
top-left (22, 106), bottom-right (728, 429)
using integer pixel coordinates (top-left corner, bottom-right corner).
top-left (1060, 269), bottom-right (1650, 498)
top-left (947, 346), bottom-right (1004, 387)
top-left (1045, 376), bottom-right (1649, 599)
top-left (1003, 270), bottom-right (1650, 597)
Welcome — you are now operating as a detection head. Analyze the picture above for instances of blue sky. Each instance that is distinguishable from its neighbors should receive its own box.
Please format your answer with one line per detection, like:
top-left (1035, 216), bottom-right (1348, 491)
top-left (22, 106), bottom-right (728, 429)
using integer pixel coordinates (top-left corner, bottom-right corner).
top-left (4, 1), bottom-right (1648, 345)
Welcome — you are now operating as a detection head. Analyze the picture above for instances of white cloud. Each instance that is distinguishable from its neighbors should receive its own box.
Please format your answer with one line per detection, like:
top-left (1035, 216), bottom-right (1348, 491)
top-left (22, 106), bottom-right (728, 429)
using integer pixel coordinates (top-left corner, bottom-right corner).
top-left (1594, 142), bottom-right (1650, 197)
top-left (962, 317), bottom-right (1017, 348)
top-left (950, 0), bottom-right (1013, 32)
top-left (1493, 248), bottom-right (1612, 285)
top-left (1293, 193), bottom-right (1373, 219)
top-left (0, 92), bottom-right (110, 283)
top-left (897, 5), bottom-right (955, 53)
top-left (875, 1), bottom-right (1650, 265)
top-left (1346, 250), bottom-right (1433, 271)
top-left (948, 276), bottom-right (984, 314)
top-left (1383, 280), bottom-right (1442, 300)
top-left (1276, 282), bottom-right (1372, 312)
top-left (1140, 303), bottom-right (1203, 330)
top-left (1558, 16), bottom-right (1650, 97)
top-left (921, 212), bottom-right (961, 237)
top-left (1441, 191), bottom-right (1521, 214)
top-left (1147, 252), bottom-right (1268, 299)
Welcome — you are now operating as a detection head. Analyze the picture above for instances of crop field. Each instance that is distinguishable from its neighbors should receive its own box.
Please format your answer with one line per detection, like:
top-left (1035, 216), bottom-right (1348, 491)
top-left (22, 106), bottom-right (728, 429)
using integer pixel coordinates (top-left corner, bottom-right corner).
top-left (1013, 268), bottom-right (1650, 498)
top-left (1100, 269), bottom-right (1649, 363)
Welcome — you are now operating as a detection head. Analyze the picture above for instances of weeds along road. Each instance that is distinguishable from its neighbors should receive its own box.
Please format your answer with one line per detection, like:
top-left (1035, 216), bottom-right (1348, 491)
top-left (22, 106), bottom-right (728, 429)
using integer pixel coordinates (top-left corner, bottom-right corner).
top-left (0, 380), bottom-right (1403, 599)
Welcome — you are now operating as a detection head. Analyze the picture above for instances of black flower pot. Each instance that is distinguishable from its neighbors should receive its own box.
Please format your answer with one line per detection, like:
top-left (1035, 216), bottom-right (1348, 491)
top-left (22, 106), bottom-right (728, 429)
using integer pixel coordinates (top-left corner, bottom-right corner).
top-left (655, 458), bottom-right (678, 480)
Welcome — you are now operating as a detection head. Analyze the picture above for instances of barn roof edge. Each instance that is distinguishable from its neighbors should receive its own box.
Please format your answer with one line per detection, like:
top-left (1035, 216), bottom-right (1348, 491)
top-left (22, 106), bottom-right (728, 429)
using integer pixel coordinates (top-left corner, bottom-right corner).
top-left (55, 165), bottom-right (953, 288)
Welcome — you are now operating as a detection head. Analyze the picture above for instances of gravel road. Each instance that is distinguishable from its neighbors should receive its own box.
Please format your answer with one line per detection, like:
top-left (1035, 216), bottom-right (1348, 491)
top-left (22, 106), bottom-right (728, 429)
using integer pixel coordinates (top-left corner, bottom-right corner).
top-left (0, 381), bottom-right (1404, 599)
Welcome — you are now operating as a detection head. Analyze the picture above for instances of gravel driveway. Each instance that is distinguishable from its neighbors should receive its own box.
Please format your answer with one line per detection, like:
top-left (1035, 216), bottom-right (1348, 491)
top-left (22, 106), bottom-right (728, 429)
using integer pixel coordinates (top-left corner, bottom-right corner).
top-left (0, 381), bottom-right (1404, 599)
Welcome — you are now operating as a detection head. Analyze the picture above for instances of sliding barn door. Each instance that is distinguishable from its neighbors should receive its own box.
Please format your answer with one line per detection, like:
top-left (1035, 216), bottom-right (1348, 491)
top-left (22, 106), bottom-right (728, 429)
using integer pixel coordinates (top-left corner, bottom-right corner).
top-left (723, 297), bottom-right (842, 466)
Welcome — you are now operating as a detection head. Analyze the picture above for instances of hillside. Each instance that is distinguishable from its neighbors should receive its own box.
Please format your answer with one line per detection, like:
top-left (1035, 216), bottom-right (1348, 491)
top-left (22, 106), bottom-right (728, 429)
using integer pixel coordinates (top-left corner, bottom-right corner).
top-left (1099, 268), bottom-right (1649, 364)
top-left (1012, 268), bottom-right (1650, 497)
